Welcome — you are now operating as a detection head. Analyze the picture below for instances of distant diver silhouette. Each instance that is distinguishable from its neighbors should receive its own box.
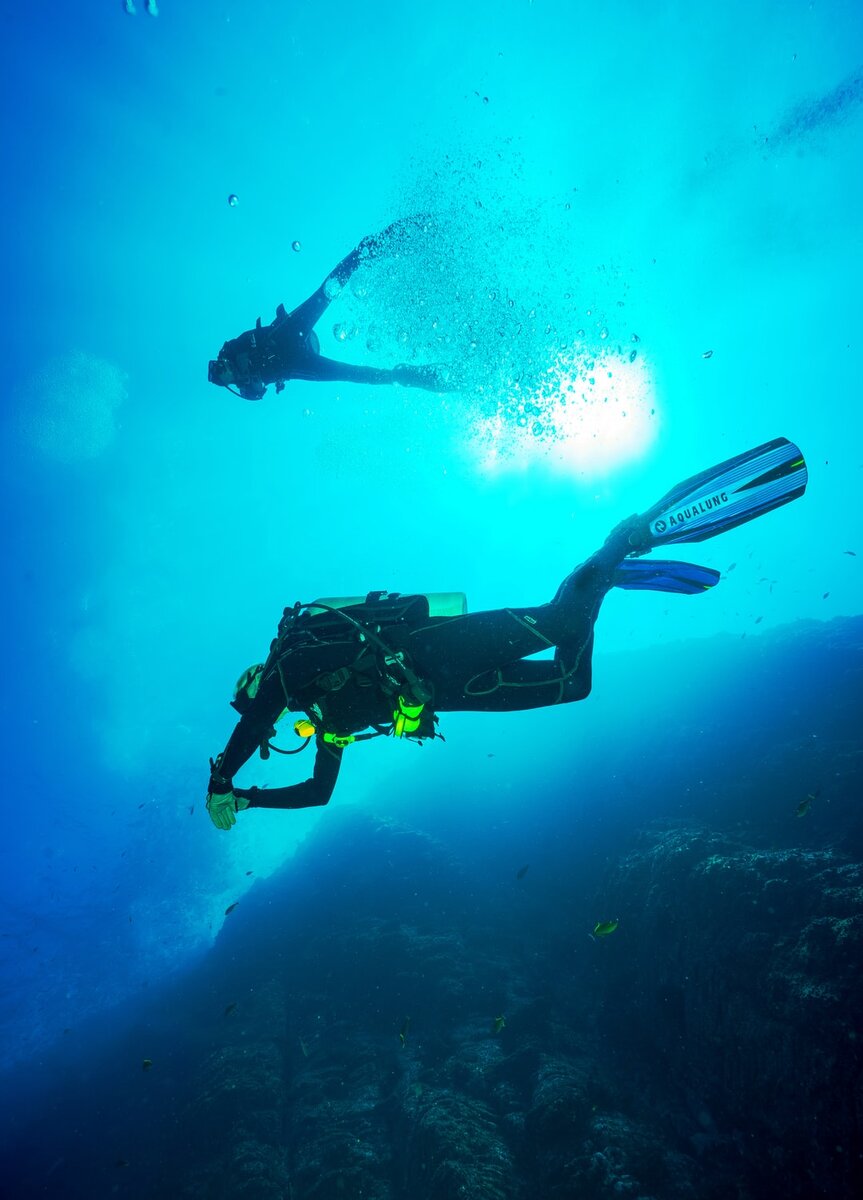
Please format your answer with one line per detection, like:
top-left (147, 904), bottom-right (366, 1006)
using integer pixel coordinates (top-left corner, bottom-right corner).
top-left (207, 216), bottom-right (451, 402)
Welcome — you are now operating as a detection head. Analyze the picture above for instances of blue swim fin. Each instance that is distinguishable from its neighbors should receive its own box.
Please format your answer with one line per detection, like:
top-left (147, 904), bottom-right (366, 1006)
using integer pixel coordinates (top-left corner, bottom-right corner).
top-left (613, 559), bottom-right (720, 594)
top-left (637, 437), bottom-right (807, 551)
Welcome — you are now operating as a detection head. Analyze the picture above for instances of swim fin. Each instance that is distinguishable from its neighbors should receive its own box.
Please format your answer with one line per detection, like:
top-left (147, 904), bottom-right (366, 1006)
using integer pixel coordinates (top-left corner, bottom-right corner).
top-left (636, 437), bottom-right (807, 551)
top-left (613, 559), bottom-right (720, 594)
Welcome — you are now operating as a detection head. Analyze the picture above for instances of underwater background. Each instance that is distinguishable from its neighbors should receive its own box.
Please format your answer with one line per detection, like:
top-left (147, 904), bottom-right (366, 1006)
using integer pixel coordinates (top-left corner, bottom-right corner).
top-left (1, 1), bottom-right (862, 1196)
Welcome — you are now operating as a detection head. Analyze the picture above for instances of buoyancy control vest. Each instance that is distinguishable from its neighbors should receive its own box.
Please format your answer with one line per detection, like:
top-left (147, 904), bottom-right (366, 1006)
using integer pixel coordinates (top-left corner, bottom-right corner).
top-left (262, 591), bottom-right (468, 747)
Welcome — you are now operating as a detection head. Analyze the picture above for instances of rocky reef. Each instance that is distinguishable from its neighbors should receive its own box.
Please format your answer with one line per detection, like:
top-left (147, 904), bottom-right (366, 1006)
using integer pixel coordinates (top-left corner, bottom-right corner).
top-left (1, 617), bottom-right (862, 1198)
top-left (593, 828), bottom-right (863, 1198)
top-left (162, 813), bottom-right (705, 1200)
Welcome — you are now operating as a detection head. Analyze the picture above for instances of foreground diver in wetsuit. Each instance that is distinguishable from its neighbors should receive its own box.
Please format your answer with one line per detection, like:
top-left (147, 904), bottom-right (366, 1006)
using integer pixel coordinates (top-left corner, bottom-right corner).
top-left (207, 217), bottom-right (449, 402)
top-left (204, 437), bottom-right (808, 828)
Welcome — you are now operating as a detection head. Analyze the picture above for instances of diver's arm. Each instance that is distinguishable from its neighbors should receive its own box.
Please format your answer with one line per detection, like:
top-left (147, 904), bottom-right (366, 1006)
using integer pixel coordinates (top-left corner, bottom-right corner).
top-left (208, 672), bottom-right (286, 790)
top-left (288, 215), bottom-right (430, 332)
top-left (234, 739), bottom-right (343, 810)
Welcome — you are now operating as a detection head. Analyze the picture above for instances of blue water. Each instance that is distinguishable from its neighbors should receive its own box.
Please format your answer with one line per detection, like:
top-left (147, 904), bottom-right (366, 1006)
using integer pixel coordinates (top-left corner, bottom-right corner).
top-left (1, 1), bottom-right (862, 1190)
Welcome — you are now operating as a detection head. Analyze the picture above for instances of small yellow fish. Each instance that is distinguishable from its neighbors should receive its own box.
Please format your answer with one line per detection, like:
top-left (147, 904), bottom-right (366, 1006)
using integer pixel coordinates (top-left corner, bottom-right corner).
top-left (142, 1059), bottom-right (153, 1071)
top-left (399, 1017), bottom-right (410, 1049)
top-left (493, 1015), bottom-right (506, 1034)
top-left (592, 919), bottom-right (619, 938)
top-left (796, 791), bottom-right (819, 818)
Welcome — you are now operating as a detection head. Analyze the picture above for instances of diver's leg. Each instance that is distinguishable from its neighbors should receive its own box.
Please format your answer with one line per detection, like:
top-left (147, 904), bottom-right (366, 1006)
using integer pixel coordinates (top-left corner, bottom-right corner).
top-left (553, 514), bottom-right (646, 608)
top-left (291, 355), bottom-right (406, 386)
top-left (293, 354), bottom-right (447, 391)
top-left (405, 521), bottom-right (644, 713)
top-left (405, 598), bottom-right (599, 713)
top-left (441, 634), bottom-right (595, 713)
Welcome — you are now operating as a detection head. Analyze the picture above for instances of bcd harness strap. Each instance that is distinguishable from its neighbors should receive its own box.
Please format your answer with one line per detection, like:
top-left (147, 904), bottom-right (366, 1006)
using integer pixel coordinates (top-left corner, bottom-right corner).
top-left (259, 594), bottom-right (441, 755)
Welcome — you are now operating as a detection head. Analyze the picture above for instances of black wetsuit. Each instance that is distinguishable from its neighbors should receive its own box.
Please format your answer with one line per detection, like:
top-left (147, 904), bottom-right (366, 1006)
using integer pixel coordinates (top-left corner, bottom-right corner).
top-left (209, 521), bottom-right (636, 812)
top-left (208, 218), bottom-right (447, 401)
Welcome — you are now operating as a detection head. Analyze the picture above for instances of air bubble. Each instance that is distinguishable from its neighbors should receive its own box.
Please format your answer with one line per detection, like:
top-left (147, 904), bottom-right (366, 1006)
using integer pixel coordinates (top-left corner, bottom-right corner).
top-left (292, 240), bottom-right (302, 252)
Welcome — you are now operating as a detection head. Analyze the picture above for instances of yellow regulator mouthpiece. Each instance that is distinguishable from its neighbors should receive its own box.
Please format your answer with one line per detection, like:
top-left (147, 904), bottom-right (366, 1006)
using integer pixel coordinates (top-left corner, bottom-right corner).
top-left (393, 695), bottom-right (424, 738)
top-left (294, 718), bottom-right (316, 738)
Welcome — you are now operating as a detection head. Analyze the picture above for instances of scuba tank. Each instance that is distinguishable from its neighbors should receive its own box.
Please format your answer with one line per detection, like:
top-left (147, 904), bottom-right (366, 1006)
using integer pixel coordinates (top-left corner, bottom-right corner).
top-left (307, 591), bottom-right (467, 619)
top-left (263, 591), bottom-right (466, 751)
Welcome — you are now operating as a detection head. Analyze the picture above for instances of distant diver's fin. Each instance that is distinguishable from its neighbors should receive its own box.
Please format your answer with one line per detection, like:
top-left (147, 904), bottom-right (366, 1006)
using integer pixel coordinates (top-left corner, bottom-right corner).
top-left (613, 559), bottom-right (720, 595)
top-left (636, 437), bottom-right (807, 551)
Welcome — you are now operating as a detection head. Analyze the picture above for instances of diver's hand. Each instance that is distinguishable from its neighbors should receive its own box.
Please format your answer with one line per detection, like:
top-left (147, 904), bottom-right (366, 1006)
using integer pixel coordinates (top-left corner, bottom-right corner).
top-left (206, 790), bottom-right (238, 831)
top-left (360, 214), bottom-right (433, 258)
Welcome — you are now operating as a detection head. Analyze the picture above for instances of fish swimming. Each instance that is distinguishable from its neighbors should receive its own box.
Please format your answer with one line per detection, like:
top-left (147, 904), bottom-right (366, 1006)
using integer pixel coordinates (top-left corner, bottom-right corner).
top-left (516, 864), bottom-right (530, 880)
top-left (796, 790), bottom-right (819, 818)
top-left (592, 919), bottom-right (619, 938)
top-left (399, 1017), bottom-right (410, 1049)
top-left (224, 902), bottom-right (239, 915)
top-left (493, 1015), bottom-right (506, 1034)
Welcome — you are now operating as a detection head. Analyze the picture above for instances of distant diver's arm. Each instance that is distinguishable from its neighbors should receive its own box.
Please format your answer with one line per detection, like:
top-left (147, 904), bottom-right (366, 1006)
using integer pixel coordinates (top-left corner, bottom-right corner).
top-left (234, 740), bottom-right (343, 810)
top-left (288, 215), bottom-right (429, 333)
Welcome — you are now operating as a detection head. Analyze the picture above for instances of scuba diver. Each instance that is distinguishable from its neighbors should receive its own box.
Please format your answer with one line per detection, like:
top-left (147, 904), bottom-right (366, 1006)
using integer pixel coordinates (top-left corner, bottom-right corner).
top-left (205, 437), bottom-right (808, 828)
top-left (207, 216), bottom-right (451, 402)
